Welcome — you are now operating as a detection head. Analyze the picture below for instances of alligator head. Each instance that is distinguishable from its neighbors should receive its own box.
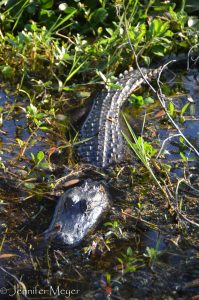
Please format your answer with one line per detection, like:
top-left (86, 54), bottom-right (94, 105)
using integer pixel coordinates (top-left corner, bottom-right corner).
top-left (44, 179), bottom-right (110, 247)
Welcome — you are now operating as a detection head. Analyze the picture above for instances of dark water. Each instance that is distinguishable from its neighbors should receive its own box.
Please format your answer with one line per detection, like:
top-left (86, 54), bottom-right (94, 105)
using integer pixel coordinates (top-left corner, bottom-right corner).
top-left (0, 65), bottom-right (199, 300)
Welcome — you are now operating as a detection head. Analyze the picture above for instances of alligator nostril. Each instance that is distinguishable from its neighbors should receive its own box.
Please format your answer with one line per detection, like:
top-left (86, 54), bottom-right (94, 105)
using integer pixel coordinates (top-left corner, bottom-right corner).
top-left (54, 223), bottom-right (62, 232)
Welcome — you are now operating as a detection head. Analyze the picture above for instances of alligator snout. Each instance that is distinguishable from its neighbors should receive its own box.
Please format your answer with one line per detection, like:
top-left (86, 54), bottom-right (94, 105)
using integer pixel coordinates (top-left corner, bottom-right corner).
top-left (45, 179), bottom-right (110, 247)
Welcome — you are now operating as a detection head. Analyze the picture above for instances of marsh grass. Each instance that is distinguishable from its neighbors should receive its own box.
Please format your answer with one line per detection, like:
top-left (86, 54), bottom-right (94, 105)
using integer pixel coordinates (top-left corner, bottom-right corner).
top-left (0, 0), bottom-right (198, 94)
top-left (122, 114), bottom-right (165, 193)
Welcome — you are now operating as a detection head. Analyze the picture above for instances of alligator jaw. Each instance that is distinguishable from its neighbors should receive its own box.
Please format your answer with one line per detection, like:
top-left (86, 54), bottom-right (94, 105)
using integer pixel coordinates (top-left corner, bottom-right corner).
top-left (44, 179), bottom-right (110, 247)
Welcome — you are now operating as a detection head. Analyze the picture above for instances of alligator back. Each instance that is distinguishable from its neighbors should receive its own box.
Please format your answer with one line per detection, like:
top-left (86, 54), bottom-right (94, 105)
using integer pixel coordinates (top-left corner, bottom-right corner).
top-left (78, 68), bottom-right (159, 168)
top-left (45, 67), bottom-right (160, 247)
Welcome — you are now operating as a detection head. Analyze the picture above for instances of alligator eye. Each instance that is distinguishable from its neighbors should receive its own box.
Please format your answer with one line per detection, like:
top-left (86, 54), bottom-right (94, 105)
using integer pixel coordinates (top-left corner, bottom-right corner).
top-left (79, 199), bottom-right (87, 213)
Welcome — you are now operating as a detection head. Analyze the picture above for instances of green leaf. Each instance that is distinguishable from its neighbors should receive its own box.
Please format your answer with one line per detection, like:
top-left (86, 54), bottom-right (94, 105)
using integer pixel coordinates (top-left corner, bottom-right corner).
top-left (36, 151), bottom-right (45, 163)
top-left (39, 0), bottom-right (54, 9)
top-left (39, 8), bottom-right (54, 18)
top-left (134, 23), bottom-right (146, 45)
top-left (149, 19), bottom-right (169, 38)
top-left (106, 28), bottom-right (113, 36)
top-left (124, 266), bottom-right (136, 273)
top-left (39, 126), bottom-right (48, 130)
top-left (62, 6), bottom-right (76, 14)
top-left (104, 222), bottom-right (114, 227)
top-left (38, 162), bottom-right (49, 167)
top-left (106, 273), bottom-right (111, 284)
top-left (117, 257), bottom-right (124, 265)
top-left (35, 113), bottom-right (45, 119)
top-left (113, 220), bottom-right (118, 227)
top-left (127, 247), bottom-right (133, 257)
top-left (180, 151), bottom-right (187, 162)
top-left (27, 104), bottom-right (37, 115)
top-left (89, 8), bottom-right (108, 26)
top-left (142, 55), bottom-right (150, 66)
top-left (62, 86), bottom-right (74, 91)
top-left (161, 163), bottom-right (171, 172)
top-left (129, 94), bottom-right (144, 106)
top-left (0, 65), bottom-right (14, 79)
top-left (144, 97), bottom-right (154, 104)
top-left (180, 102), bottom-right (190, 116)
top-left (128, 30), bottom-right (135, 41)
top-left (168, 102), bottom-right (175, 116)
top-left (151, 45), bottom-right (165, 56)
top-left (31, 153), bottom-right (35, 162)
top-left (164, 30), bottom-right (174, 37)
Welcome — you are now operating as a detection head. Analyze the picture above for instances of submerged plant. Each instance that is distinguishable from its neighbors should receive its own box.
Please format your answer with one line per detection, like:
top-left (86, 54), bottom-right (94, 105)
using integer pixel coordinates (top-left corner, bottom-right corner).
top-left (143, 244), bottom-right (162, 266)
top-left (129, 94), bottom-right (154, 106)
top-left (117, 247), bottom-right (143, 274)
top-left (104, 220), bottom-right (123, 238)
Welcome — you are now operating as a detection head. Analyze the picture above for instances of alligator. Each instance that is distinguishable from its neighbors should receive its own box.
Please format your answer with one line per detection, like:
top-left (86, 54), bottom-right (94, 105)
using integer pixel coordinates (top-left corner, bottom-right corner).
top-left (44, 67), bottom-right (160, 247)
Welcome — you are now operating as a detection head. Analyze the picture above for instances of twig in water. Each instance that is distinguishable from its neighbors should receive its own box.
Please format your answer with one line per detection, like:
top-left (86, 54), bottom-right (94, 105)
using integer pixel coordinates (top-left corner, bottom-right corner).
top-left (124, 11), bottom-right (199, 158)
top-left (0, 266), bottom-right (28, 299)
top-left (123, 10), bottom-right (199, 228)
top-left (156, 60), bottom-right (199, 158)
top-left (156, 134), bottom-right (181, 158)
top-left (187, 44), bottom-right (199, 70)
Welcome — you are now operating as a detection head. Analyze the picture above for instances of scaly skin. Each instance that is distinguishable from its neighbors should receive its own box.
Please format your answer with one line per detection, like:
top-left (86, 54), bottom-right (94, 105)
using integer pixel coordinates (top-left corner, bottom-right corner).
top-left (45, 180), bottom-right (110, 246)
top-left (78, 67), bottom-right (159, 168)
top-left (45, 67), bottom-right (160, 246)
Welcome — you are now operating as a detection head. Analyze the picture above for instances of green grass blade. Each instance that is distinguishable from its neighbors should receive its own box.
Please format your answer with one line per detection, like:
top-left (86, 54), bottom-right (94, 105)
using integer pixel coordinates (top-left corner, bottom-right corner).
top-left (122, 114), bottom-right (163, 191)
